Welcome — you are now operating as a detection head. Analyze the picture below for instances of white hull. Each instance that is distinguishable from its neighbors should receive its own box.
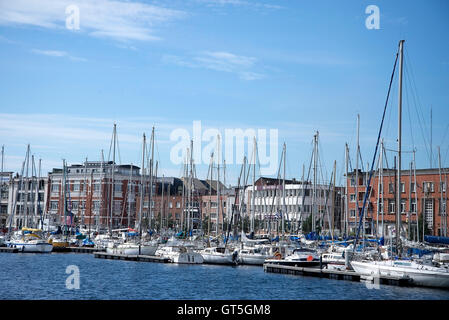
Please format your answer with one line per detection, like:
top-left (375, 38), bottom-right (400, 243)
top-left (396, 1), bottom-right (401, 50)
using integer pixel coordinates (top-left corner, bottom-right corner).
top-left (202, 253), bottom-right (236, 265)
top-left (239, 254), bottom-right (271, 265)
top-left (156, 246), bottom-right (204, 264)
top-left (351, 260), bottom-right (449, 288)
top-left (9, 241), bottom-right (53, 253)
top-left (106, 244), bottom-right (157, 256)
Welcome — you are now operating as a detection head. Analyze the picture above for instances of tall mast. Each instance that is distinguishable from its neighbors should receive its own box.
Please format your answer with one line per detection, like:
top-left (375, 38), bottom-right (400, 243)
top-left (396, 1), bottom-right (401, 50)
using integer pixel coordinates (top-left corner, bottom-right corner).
top-left (99, 150), bottom-right (104, 231)
top-left (207, 152), bottom-right (213, 239)
top-left (438, 146), bottom-right (446, 237)
top-left (23, 145), bottom-right (30, 228)
top-left (413, 149), bottom-right (418, 241)
top-left (376, 142), bottom-right (382, 237)
top-left (396, 39), bottom-right (404, 256)
top-left (139, 134), bottom-right (145, 239)
top-left (82, 157), bottom-right (87, 228)
top-left (149, 127), bottom-right (155, 233)
top-left (331, 160), bottom-right (336, 242)
top-left (282, 143), bottom-right (286, 237)
top-left (160, 174), bottom-right (164, 232)
top-left (312, 132), bottom-right (318, 232)
top-left (109, 123), bottom-right (117, 235)
top-left (127, 163), bottom-right (133, 229)
top-left (344, 143), bottom-right (349, 236)
top-left (251, 137), bottom-right (256, 234)
top-left (217, 135), bottom-right (221, 236)
top-left (408, 160), bottom-right (412, 240)
top-left (355, 114), bottom-right (360, 235)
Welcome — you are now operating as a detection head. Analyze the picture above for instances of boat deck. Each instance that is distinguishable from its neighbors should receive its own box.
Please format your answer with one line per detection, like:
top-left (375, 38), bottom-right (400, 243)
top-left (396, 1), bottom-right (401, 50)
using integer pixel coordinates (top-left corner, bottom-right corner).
top-left (93, 251), bottom-right (171, 263)
top-left (263, 263), bottom-right (412, 287)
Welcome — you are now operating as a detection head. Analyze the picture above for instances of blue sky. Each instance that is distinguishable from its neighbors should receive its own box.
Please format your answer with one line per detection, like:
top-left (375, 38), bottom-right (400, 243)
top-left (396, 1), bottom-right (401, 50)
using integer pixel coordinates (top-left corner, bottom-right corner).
top-left (0, 0), bottom-right (448, 186)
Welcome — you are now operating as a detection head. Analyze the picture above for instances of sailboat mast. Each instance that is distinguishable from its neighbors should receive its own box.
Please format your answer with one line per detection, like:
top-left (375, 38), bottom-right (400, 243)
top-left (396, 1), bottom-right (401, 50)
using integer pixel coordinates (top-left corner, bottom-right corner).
top-left (345, 143), bottom-right (349, 236)
top-left (139, 134), bottom-right (145, 239)
top-left (127, 163), bottom-right (133, 229)
top-left (355, 114), bottom-right (360, 235)
top-left (438, 147), bottom-right (445, 237)
top-left (109, 123), bottom-right (117, 235)
top-left (217, 135), bottom-right (221, 237)
top-left (149, 127), bottom-right (155, 233)
top-left (282, 143), bottom-right (286, 237)
top-left (396, 39), bottom-right (404, 256)
top-left (312, 132), bottom-right (318, 232)
top-left (251, 137), bottom-right (256, 234)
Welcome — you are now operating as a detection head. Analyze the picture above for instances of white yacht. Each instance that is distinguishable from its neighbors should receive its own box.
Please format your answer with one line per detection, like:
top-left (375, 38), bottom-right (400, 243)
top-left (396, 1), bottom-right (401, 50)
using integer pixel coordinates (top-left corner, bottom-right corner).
top-left (351, 259), bottom-right (449, 288)
top-left (200, 246), bottom-right (238, 265)
top-left (7, 228), bottom-right (53, 253)
top-left (155, 245), bottom-right (204, 264)
top-left (237, 245), bottom-right (274, 266)
top-left (265, 247), bottom-right (321, 267)
top-left (106, 241), bottom-right (158, 256)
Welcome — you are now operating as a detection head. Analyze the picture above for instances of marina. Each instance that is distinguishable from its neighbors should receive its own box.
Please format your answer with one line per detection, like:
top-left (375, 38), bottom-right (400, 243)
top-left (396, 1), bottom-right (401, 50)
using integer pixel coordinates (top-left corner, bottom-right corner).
top-left (0, 1), bottom-right (448, 306)
top-left (1, 252), bottom-right (449, 300)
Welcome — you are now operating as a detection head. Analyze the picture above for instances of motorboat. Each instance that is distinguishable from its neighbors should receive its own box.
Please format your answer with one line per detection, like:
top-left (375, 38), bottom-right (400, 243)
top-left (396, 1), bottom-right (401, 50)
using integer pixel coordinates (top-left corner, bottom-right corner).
top-left (237, 245), bottom-right (274, 266)
top-left (155, 245), bottom-right (203, 264)
top-left (106, 240), bottom-right (158, 256)
top-left (200, 246), bottom-right (238, 265)
top-left (264, 247), bottom-right (321, 267)
top-left (351, 259), bottom-right (449, 288)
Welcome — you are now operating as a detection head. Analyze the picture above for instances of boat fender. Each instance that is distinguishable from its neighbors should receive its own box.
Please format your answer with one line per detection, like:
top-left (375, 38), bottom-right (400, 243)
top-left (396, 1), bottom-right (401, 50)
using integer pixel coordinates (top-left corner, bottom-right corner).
top-left (307, 255), bottom-right (313, 262)
top-left (274, 252), bottom-right (282, 259)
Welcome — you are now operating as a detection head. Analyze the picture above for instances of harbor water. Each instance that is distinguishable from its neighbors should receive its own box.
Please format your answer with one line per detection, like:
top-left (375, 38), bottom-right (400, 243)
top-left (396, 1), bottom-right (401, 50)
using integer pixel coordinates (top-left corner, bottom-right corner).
top-left (1, 253), bottom-right (449, 300)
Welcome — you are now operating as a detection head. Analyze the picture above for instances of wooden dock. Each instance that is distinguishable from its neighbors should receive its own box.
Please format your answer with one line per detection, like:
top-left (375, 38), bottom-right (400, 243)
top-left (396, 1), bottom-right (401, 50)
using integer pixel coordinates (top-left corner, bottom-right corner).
top-left (263, 263), bottom-right (412, 287)
top-left (69, 247), bottom-right (105, 253)
top-left (93, 251), bottom-right (170, 263)
top-left (0, 247), bottom-right (18, 253)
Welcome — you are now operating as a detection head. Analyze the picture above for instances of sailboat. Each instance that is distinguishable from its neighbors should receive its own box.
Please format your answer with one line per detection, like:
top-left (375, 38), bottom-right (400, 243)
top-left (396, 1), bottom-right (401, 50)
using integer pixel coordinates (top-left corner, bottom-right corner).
top-left (6, 145), bottom-right (53, 253)
top-left (107, 128), bottom-right (158, 256)
top-left (349, 40), bottom-right (449, 289)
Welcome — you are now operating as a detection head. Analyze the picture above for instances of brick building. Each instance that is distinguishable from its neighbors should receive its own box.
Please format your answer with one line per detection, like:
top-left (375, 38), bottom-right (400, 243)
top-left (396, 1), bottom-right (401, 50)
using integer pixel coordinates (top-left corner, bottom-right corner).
top-left (346, 168), bottom-right (448, 237)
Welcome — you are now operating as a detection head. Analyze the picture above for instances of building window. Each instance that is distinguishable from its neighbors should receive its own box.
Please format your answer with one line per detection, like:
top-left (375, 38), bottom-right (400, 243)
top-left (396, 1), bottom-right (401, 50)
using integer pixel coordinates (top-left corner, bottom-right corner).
top-left (169, 202), bottom-right (173, 209)
top-left (176, 202), bottom-right (181, 208)
top-left (389, 183), bottom-right (394, 194)
top-left (114, 183), bottom-right (122, 192)
top-left (73, 183), bottom-right (80, 192)
top-left (379, 183), bottom-right (383, 193)
top-left (93, 201), bottom-right (100, 211)
top-left (114, 201), bottom-right (121, 212)
top-left (350, 209), bottom-right (356, 217)
top-left (411, 199), bottom-right (417, 213)
top-left (388, 200), bottom-right (395, 214)
top-left (401, 183), bottom-right (405, 193)
top-left (51, 184), bottom-right (60, 192)
top-left (411, 183), bottom-right (416, 193)
top-left (440, 182), bottom-right (446, 193)
top-left (423, 182), bottom-right (434, 193)
top-left (401, 199), bottom-right (406, 214)
top-left (50, 201), bottom-right (58, 210)
top-left (71, 201), bottom-right (79, 210)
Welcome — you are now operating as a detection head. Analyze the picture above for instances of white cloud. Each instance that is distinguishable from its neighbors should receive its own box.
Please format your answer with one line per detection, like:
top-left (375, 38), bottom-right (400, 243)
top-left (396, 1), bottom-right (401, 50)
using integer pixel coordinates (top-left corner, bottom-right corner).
top-left (31, 48), bottom-right (87, 61)
top-left (162, 51), bottom-right (265, 80)
top-left (196, 0), bottom-right (283, 10)
top-left (0, 0), bottom-right (186, 42)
